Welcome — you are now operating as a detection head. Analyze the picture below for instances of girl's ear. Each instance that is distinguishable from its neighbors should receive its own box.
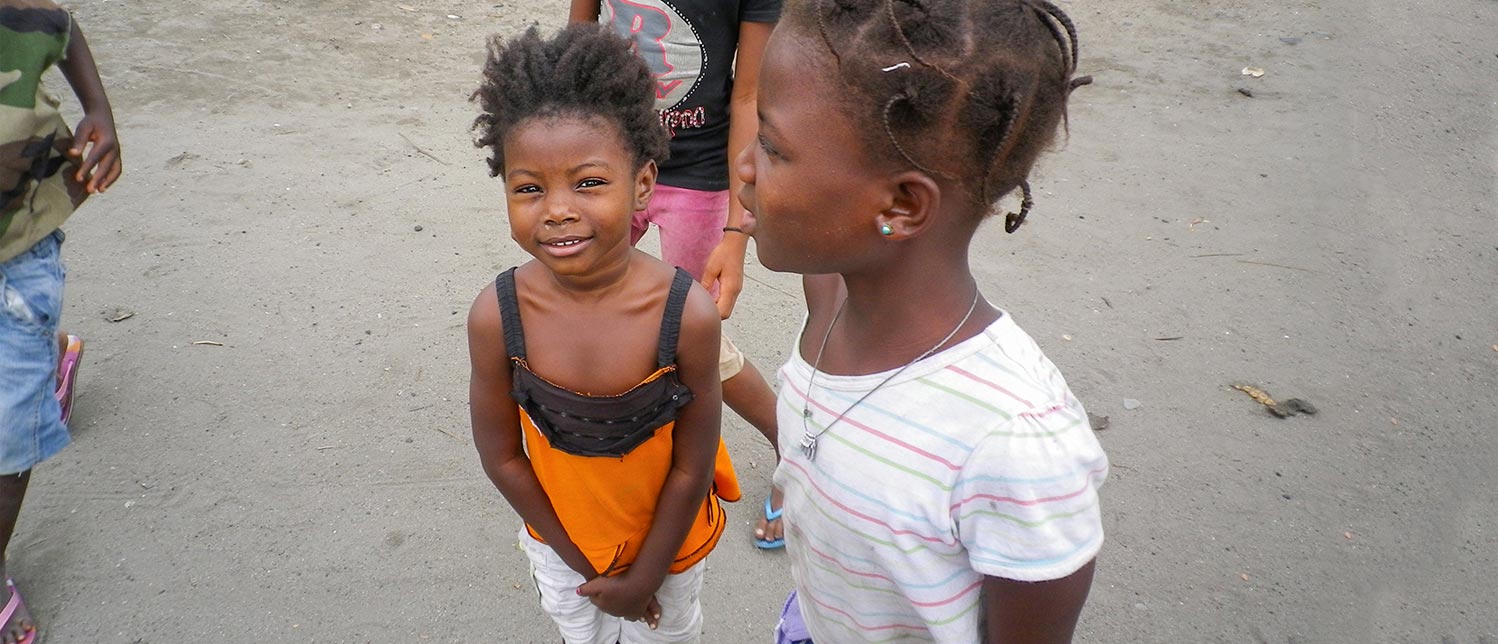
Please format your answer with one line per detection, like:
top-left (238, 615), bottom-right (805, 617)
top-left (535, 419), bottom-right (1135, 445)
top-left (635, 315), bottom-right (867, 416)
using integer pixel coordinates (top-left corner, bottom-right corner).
top-left (873, 171), bottom-right (941, 239)
top-left (633, 159), bottom-right (659, 211)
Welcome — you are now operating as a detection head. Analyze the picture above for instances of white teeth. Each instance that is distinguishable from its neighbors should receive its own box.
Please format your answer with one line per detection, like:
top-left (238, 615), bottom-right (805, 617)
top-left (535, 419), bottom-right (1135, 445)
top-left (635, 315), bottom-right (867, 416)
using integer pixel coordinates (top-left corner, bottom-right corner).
top-left (549, 239), bottom-right (581, 246)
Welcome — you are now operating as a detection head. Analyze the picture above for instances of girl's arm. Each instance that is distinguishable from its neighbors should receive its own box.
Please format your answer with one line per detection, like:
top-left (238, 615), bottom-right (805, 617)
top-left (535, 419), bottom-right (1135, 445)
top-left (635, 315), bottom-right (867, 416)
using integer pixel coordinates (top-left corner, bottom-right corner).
top-left (577, 283), bottom-right (723, 620)
top-left (567, 0), bottom-right (601, 23)
top-left (467, 284), bottom-right (598, 580)
top-left (981, 561), bottom-right (1096, 643)
top-left (701, 20), bottom-right (776, 320)
top-left (56, 19), bottom-right (121, 194)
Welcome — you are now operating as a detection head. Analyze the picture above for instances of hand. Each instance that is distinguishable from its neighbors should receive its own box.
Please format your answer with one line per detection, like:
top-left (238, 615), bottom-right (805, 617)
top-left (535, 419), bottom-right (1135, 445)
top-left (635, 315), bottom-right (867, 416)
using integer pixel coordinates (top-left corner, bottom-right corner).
top-left (701, 230), bottom-right (748, 320)
top-left (69, 111), bottom-right (122, 194)
top-left (576, 574), bottom-right (662, 628)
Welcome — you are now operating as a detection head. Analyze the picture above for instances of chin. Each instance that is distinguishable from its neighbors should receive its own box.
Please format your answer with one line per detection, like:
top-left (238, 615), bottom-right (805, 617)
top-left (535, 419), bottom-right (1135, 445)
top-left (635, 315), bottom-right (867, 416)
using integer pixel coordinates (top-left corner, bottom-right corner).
top-left (755, 245), bottom-right (820, 275)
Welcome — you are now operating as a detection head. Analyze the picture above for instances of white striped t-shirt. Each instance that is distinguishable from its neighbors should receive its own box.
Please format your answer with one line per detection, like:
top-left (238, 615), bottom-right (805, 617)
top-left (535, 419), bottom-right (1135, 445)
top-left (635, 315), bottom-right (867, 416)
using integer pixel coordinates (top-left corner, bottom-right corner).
top-left (772, 312), bottom-right (1108, 644)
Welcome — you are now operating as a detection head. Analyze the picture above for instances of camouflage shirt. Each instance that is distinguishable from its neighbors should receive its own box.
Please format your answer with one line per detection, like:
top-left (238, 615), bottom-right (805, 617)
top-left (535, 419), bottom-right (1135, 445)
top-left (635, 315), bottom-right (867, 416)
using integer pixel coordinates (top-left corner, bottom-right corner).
top-left (1, 0), bottom-right (86, 262)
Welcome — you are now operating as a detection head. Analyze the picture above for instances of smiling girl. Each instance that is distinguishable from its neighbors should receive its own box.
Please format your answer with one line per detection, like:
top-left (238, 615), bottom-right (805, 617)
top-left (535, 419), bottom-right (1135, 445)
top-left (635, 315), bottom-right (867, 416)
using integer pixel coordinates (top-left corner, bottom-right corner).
top-left (467, 24), bottom-right (739, 644)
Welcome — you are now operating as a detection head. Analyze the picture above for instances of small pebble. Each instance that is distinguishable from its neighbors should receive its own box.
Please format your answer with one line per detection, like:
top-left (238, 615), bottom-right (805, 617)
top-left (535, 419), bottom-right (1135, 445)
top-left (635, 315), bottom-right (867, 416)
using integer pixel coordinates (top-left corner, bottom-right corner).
top-left (1122, 398), bottom-right (1142, 410)
top-left (414, 225), bottom-right (424, 232)
top-left (1237, 87), bottom-right (1254, 98)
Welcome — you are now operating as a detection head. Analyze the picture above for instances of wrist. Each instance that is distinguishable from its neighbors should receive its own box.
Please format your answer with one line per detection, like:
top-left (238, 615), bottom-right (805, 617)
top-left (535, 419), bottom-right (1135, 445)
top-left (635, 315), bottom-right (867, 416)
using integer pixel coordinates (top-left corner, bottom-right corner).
top-left (81, 100), bottom-right (114, 120)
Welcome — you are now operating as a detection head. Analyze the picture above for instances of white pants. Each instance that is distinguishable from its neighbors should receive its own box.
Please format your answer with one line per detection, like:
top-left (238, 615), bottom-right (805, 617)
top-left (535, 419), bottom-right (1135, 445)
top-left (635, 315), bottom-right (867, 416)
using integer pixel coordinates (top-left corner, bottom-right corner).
top-left (520, 530), bottom-right (705, 644)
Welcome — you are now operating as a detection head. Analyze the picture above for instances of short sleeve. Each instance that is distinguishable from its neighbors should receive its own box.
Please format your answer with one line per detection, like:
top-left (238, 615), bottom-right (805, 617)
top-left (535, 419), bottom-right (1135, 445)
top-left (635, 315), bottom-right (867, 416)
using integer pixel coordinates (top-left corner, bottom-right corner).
top-left (741, 0), bottom-right (782, 23)
top-left (951, 395), bottom-right (1108, 582)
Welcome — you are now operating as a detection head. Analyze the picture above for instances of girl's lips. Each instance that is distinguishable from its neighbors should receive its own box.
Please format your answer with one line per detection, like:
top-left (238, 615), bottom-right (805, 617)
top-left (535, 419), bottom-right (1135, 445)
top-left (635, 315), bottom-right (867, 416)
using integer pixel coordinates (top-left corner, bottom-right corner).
top-left (739, 210), bottom-right (759, 235)
top-left (539, 236), bottom-right (592, 258)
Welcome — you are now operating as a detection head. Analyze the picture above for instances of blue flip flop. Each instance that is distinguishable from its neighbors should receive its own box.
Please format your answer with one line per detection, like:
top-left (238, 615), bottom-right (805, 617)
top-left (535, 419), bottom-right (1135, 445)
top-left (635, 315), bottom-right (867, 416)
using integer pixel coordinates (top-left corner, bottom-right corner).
top-left (754, 495), bottom-right (785, 550)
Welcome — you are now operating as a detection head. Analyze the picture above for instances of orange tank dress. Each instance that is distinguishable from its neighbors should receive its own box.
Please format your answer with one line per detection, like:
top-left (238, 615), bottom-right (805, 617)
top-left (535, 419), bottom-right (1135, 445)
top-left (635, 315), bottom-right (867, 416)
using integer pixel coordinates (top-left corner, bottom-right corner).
top-left (496, 268), bottom-right (741, 577)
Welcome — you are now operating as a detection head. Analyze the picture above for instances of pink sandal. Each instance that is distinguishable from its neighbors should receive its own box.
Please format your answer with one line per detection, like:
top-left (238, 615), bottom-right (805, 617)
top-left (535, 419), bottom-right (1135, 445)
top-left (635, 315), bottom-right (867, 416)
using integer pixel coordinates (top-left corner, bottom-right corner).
top-left (1, 578), bottom-right (36, 644)
top-left (55, 334), bottom-right (83, 426)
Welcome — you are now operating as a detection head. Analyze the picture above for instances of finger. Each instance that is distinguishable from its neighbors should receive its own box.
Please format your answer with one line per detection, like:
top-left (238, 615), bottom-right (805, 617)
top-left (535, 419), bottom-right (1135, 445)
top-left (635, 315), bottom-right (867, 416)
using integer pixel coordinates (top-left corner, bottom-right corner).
top-left (73, 142), bottom-right (96, 182)
top-left (716, 290), bottom-right (740, 320)
top-left (645, 596), bottom-right (662, 629)
top-left (88, 151), bottom-right (118, 193)
top-left (98, 157), bottom-right (123, 192)
top-left (69, 123), bottom-right (94, 156)
top-left (80, 139), bottom-right (112, 180)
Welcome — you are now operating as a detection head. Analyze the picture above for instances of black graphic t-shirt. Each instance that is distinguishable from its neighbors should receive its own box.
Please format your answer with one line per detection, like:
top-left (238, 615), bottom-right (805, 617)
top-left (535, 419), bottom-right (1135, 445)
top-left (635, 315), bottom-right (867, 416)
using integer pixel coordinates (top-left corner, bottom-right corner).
top-left (600, 0), bottom-right (781, 192)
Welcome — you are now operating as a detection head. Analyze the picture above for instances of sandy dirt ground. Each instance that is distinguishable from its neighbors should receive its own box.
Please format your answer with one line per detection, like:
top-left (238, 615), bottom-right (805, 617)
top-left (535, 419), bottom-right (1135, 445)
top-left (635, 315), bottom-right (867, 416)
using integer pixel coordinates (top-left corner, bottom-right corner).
top-left (12, 0), bottom-right (1496, 642)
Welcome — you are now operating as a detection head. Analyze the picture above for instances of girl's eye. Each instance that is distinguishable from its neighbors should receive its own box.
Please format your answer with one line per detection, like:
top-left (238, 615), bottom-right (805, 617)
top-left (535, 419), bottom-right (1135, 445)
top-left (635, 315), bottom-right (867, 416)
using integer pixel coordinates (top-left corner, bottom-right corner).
top-left (757, 134), bottom-right (782, 159)
top-left (514, 184), bottom-right (541, 194)
top-left (578, 178), bottom-right (607, 189)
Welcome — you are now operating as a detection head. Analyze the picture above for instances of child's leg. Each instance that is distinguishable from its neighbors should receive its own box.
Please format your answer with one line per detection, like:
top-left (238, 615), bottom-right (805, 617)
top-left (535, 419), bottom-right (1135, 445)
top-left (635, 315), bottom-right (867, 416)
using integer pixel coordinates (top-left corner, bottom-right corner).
top-left (719, 335), bottom-right (786, 547)
top-left (519, 531), bottom-right (621, 644)
top-left (0, 231), bottom-right (70, 643)
top-left (619, 561), bottom-right (704, 644)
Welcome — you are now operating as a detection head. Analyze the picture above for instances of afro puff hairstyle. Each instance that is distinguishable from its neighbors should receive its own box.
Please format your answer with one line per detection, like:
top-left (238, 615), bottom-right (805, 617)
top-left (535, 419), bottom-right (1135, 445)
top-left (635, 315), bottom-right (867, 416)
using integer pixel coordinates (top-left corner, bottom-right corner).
top-left (473, 23), bottom-right (670, 177)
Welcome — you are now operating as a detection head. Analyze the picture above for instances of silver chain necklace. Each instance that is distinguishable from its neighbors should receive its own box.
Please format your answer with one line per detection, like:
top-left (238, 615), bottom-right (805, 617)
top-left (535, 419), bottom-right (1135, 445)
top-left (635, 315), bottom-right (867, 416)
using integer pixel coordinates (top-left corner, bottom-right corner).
top-left (799, 290), bottom-right (982, 462)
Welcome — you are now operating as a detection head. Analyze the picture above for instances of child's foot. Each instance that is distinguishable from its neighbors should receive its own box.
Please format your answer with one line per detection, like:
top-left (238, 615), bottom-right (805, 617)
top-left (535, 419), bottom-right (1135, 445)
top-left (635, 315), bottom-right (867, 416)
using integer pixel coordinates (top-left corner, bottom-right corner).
top-left (753, 485), bottom-right (785, 550)
top-left (54, 335), bottom-right (83, 426)
top-left (1, 578), bottom-right (37, 644)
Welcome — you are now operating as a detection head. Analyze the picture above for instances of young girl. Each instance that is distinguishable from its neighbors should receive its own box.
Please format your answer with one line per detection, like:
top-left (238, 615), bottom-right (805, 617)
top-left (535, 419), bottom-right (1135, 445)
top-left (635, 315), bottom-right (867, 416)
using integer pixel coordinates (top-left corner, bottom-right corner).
top-left (467, 24), bottom-right (739, 644)
top-left (736, 1), bottom-right (1109, 642)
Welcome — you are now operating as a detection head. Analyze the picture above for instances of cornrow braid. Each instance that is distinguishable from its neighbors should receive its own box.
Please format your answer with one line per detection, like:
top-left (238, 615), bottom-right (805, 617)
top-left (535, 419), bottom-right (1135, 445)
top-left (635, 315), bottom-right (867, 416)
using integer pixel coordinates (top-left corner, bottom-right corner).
top-left (884, 0), bottom-right (963, 86)
top-left (784, 0), bottom-right (1086, 233)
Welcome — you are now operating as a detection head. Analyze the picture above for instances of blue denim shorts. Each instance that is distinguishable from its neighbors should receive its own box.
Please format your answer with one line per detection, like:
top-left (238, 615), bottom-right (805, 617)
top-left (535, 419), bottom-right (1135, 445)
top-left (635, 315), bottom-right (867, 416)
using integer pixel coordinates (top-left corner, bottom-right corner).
top-left (0, 230), bottom-right (70, 475)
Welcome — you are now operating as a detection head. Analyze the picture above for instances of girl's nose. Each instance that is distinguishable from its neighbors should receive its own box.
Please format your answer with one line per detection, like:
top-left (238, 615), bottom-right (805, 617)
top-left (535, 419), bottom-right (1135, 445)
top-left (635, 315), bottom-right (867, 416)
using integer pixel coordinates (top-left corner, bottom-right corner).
top-left (734, 144), bottom-right (756, 186)
top-left (543, 198), bottom-right (579, 226)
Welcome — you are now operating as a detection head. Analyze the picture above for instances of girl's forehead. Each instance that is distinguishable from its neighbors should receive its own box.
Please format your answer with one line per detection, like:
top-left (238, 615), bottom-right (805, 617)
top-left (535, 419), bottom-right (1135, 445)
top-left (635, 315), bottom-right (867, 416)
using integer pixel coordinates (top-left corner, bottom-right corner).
top-left (507, 114), bottom-right (630, 154)
top-left (761, 32), bottom-right (830, 100)
top-left (513, 112), bottom-right (622, 138)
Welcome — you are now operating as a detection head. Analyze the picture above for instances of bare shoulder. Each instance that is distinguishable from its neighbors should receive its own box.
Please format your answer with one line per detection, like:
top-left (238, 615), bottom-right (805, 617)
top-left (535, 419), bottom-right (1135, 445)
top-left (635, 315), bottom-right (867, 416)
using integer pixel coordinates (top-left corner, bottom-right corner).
top-left (467, 280), bottom-right (501, 335)
top-left (466, 278), bottom-right (510, 371)
top-left (678, 280), bottom-right (721, 346)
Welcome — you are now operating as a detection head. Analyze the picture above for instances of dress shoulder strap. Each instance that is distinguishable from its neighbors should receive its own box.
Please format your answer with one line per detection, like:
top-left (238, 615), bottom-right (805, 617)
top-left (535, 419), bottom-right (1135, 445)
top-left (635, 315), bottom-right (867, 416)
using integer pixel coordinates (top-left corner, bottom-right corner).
top-left (655, 268), bottom-right (694, 369)
top-left (494, 267), bottom-right (526, 361)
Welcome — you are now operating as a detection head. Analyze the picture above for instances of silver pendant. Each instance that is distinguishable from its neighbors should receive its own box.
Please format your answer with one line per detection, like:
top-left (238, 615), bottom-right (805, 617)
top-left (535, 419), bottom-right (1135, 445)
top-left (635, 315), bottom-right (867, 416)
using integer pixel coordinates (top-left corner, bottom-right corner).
top-left (800, 433), bottom-right (819, 461)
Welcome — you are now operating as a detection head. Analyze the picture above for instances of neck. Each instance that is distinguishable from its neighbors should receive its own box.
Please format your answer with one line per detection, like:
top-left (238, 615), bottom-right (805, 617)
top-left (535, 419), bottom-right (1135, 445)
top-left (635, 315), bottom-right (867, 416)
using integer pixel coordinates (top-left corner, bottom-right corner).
top-left (830, 244), bottom-right (996, 373)
top-left (544, 251), bottom-right (638, 301)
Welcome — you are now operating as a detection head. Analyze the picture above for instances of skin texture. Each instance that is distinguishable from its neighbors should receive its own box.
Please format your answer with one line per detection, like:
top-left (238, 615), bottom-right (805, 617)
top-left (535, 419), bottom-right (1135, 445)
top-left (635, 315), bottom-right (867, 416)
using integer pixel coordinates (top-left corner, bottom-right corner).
top-left (735, 27), bottom-right (1096, 643)
top-left (467, 115), bottom-right (722, 628)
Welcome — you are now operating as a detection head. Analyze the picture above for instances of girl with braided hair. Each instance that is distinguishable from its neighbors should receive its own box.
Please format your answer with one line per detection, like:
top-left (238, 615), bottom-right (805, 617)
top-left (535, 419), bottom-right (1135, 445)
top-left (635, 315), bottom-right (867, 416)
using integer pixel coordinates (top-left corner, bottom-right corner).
top-left (468, 24), bottom-right (740, 644)
top-left (735, 1), bottom-right (1108, 642)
